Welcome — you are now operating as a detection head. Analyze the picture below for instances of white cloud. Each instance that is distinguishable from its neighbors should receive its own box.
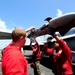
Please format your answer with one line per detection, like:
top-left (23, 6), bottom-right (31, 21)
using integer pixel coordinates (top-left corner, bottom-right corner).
top-left (0, 19), bottom-right (12, 32)
top-left (56, 9), bottom-right (63, 17)
top-left (0, 19), bottom-right (13, 49)
top-left (0, 19), bottom-right (6, 30)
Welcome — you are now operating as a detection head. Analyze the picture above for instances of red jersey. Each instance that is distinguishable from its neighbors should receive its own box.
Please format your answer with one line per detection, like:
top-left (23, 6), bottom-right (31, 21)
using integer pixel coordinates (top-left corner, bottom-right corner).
top-left (56, 39), bottom-right (73, 75)
top-left (30, 41), bottom-right (41, 61)
top-left (2, 43), bottom-right (28, 75)
top-left (43, 43), bottom-right (54, 55)
top-left (43, 39), bottom-right (73, 75)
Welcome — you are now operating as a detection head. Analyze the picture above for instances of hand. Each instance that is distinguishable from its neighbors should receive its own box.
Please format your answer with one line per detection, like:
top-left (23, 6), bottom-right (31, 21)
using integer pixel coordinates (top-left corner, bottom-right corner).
top-left (30, 37), bottom-right (36, 43)
top-left (50, 31), bottom-right (58, 37)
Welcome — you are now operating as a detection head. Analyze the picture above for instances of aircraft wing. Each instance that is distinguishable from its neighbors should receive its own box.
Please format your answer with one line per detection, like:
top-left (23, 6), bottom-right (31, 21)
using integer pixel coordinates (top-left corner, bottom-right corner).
top-left (27, 12), bottom-right (75, 38)
top-left (54, 19), bottom-right (75, 36)
top-left (0, 31), bottom-right (12, 39)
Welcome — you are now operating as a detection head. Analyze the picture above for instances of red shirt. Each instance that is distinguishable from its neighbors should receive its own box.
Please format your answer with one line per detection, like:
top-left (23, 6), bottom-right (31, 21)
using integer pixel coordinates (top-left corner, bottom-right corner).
top-left (2, 43), bottom-right (28, 75)
top-left (56, 39), bottom-right (73, 75)
top-left (43, 43), bottom-right (54, 55)
top-left (43, 39), bottom-right (73, 75)
top-left (30, 41), bottom-right (41, 61)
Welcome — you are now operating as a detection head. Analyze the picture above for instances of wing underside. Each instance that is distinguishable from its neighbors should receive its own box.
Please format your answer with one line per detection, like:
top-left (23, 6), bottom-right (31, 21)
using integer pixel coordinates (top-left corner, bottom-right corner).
top-left (0, 31), bottom-right (12, 39)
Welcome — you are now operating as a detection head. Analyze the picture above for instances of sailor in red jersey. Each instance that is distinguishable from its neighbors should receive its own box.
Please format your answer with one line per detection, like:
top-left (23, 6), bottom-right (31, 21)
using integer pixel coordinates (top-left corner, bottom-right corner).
top-left (42, 33), bottom-right (73, 75)
top-left (30, 39), bottom-right (41, 75)
top-left (42, 42), bottom-right (54, 55)
top-left (2, 28), bottom-right (28, 75)
top-left (53, 34), bottom-right (73, 75)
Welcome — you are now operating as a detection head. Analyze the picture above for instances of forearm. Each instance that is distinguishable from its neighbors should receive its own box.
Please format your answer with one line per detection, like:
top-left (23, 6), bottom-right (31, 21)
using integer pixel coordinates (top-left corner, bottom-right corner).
top-left (54, 34), bottom-right (60, 41)
top-left (36, 41), bottom-right (40, 47)
top-left (55, 50), bottom-right (62, 57)
top-left (58, 39), bottom-right (72, 58)
top-left (30, 44), bottom-right (34, 50)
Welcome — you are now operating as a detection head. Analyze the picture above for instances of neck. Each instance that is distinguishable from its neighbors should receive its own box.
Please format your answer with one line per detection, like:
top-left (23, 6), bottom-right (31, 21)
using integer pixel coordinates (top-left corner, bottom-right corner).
top-left (12, 41), bottom-right (21, 49)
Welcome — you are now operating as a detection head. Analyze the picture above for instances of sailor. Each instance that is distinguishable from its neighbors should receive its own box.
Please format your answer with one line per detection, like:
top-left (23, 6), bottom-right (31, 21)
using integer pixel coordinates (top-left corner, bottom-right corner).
top-left (30, 38), bottom-right (41, 75)
top-left (2, 28), bottom-right (28, 75)
top-left (42, 33), bottom-right (73, 75)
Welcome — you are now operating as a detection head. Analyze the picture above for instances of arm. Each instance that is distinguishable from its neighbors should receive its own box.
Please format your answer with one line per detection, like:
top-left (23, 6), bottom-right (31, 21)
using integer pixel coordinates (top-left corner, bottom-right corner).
top-left (58, 39), bottom-right (72, 60)
top-left (26, 27), bottom-right (35, 32)
top-left (54, 34), bottom-right (60, 41)
top-left (35, 39), bottom-right (40, 47)
top-left (30, 41), bottom-right (35, 51)
top-left (55, 49), bottom-right (62, 57)
top-left (35, 40), bottom-right (41, 58)
top-left (35, 40), bottom-right (40, 52)
top-left (53, 49), bottom-right (62, 63)
top-left (54, 34), bottom-right (72, 60)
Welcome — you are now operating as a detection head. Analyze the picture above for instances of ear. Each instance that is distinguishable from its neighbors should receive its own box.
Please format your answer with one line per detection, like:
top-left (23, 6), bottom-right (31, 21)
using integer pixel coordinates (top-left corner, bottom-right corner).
top-left (20, 36), bottom-right (24, 39)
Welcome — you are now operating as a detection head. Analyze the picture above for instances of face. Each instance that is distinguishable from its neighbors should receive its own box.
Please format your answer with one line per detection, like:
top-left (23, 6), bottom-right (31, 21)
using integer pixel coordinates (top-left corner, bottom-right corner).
top-left (34, 44), bottom-right (37, 48)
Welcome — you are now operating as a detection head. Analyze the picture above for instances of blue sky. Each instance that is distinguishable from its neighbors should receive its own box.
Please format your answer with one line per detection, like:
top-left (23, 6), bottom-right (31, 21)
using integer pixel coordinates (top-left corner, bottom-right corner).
top-left (0, 0), bottom-right (75, 49)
